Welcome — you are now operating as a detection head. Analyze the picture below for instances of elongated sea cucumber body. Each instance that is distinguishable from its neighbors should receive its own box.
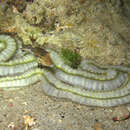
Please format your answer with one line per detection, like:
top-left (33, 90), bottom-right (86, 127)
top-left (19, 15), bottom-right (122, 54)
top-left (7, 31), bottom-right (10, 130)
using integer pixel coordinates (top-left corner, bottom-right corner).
top-left (0, 34), bottom-right (130, 107)
top-left (48, 50), bottom-right (118, 81)
top-left (0, 35), bottom-right (17, 61)
top-left (41, 49), bottom-right (130, 107)
top-left (0, 54), bottom-right (38, 76)
top-left (0, 34), bottom-right (41, 89)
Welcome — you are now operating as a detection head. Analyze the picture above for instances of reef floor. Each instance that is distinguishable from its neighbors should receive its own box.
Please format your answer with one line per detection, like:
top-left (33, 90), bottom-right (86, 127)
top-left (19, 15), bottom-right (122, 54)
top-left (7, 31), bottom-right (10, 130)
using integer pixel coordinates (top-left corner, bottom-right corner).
top-left (0, 82), bottom-right (129, 130)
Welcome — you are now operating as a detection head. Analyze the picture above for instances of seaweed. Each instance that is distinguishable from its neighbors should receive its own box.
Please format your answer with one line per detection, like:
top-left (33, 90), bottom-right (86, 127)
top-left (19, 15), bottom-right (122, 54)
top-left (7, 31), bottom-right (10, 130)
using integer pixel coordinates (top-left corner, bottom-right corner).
top-left (60, 48), bottom-right (81, 69)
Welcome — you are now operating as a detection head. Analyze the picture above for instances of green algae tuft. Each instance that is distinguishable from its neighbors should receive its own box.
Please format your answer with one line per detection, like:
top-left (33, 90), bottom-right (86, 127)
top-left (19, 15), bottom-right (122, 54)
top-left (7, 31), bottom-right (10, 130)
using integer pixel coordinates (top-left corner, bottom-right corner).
top-left (60, 48), bottom-right (81, 69)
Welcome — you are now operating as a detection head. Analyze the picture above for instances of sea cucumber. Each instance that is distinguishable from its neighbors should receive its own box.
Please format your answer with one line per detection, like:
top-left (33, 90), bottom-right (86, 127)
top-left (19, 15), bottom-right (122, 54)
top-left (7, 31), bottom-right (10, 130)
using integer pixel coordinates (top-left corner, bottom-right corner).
top-left (0, 34), bottom-right (41, 89)
top-left (0, 34), bottom-right (130, 107)
top-left (41, 49), bottom-right (130, 107)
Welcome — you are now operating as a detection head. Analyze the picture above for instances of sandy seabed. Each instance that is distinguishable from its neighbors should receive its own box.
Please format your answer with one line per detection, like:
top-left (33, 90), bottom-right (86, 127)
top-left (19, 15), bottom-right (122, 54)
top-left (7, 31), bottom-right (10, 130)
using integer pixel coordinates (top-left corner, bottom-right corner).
top-left (0, 82), bottom-right (129, 130)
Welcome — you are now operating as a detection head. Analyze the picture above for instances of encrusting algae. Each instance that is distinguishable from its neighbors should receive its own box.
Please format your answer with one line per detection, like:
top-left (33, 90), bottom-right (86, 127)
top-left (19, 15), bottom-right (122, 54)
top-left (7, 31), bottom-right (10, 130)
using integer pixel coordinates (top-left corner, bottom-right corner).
top-left (0, 0), bottom-right (130, 65)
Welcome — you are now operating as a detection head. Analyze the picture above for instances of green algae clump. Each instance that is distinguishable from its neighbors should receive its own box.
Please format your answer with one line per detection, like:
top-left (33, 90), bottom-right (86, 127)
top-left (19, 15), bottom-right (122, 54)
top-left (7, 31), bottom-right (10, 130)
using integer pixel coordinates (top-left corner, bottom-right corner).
top-left (61, 48), bottom-right (81, 69)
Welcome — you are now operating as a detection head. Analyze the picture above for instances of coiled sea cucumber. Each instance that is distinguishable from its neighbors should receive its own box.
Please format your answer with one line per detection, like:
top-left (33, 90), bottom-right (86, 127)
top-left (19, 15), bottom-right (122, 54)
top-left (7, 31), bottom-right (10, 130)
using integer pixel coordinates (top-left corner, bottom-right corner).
top-left (48, 50), bottom-right (118, 81)
top-left (41, 49), bottom-right (130, 107)
top-left (0, 34), bottom-right (130, 107)
top-left (0, 34), bottom-right (41, 89)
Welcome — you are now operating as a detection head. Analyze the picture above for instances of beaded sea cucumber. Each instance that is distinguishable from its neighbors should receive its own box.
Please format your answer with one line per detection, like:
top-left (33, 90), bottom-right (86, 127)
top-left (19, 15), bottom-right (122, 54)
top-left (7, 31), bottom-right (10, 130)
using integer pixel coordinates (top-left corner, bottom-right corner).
top-left (0, 34), bottom-right (42, 89)
top-left (0, 34), bottom-right (130, 107)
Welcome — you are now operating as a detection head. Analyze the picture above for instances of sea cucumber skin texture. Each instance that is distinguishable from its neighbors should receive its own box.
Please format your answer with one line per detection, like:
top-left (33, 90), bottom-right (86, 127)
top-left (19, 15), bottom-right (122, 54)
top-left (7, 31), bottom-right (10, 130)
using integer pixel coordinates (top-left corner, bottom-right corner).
top-left (42, 68), bottom-right (130, 101)
top-left (0, 68), bottom-right (43, 89)
top-left (0, 54), bottom-right (38, 76)
top-left (55, 69), bottom-right (128, 91)
top-left (0, 35), bottom-right (17, 62)
top-left (41, 75), bottom-right (130, 107)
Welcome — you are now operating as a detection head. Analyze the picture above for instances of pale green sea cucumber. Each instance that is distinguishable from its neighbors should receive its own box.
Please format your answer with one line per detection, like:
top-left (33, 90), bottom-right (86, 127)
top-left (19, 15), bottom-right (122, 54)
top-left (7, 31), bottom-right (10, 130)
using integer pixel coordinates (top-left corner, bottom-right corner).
top-left (42, 49), bottom-right (130, 107)
top-left (0, 34), bottom-right (130, 107)
top-left (0, 34), bottom-right (41, 89)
